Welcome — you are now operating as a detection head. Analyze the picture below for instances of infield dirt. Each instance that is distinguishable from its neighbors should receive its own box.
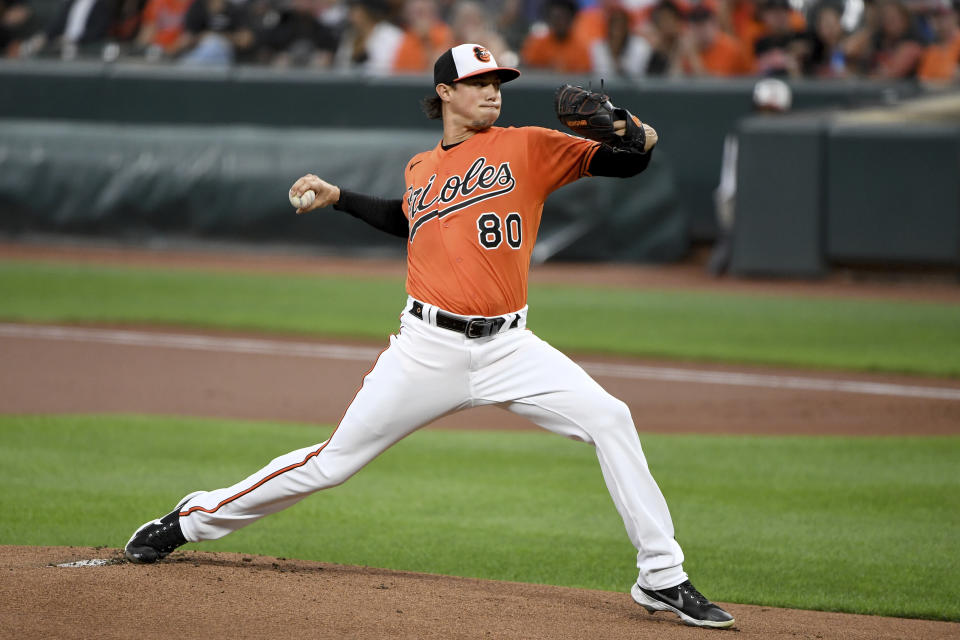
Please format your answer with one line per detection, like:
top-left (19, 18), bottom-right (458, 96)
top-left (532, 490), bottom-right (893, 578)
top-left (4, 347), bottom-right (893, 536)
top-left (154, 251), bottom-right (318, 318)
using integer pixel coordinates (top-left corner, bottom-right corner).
top-left (3, 546), bottom-right (959, 640)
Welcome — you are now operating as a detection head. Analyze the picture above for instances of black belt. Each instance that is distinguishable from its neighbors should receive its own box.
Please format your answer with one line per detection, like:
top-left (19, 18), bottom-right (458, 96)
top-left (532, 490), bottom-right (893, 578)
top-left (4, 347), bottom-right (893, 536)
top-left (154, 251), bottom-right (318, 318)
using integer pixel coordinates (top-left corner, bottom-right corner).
top-left (409, 300), bottom-right (518, 339)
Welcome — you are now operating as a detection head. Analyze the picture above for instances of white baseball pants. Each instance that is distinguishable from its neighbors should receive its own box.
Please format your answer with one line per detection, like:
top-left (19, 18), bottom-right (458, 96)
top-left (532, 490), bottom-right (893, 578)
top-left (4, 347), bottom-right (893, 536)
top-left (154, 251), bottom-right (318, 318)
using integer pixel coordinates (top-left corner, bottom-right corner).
top-left (178, 298), bottom-right (687, 590)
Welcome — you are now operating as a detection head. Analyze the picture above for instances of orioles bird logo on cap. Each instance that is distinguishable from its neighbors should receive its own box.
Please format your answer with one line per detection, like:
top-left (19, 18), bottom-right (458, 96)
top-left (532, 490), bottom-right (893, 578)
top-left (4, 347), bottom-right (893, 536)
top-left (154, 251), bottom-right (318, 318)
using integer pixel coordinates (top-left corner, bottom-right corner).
top-left (473, 46), bottom-right (491, 62)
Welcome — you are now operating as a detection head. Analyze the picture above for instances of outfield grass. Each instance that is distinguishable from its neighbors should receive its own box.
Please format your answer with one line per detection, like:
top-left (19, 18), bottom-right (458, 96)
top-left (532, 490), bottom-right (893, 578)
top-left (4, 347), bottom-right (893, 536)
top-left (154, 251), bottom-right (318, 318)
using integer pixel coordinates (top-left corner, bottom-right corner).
top-left (1, 261), bottom-right (959, 376)
top-left (0, 414), bottom-right (957, 621)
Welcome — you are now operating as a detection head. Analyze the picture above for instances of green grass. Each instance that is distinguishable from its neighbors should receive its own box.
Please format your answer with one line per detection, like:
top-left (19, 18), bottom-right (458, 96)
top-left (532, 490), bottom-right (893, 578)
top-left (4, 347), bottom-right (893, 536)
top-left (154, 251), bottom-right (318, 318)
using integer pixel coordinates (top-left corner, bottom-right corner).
top-left (1, 261), bottom-right (959, 376)
top-left (1, 414), bottom-right (957, 620)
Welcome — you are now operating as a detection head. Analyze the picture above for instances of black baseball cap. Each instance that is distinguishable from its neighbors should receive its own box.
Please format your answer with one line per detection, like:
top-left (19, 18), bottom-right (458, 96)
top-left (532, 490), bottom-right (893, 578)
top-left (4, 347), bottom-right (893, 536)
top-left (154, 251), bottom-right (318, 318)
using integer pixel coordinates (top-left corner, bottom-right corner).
top-left (433, 43), bottom-right (521, 86)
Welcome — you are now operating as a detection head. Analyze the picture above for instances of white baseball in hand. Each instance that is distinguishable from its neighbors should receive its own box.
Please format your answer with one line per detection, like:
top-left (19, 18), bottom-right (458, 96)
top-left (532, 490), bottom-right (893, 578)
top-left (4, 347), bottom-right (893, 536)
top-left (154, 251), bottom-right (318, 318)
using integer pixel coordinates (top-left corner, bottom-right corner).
top-left (289, 189), bottom-right (316, 209)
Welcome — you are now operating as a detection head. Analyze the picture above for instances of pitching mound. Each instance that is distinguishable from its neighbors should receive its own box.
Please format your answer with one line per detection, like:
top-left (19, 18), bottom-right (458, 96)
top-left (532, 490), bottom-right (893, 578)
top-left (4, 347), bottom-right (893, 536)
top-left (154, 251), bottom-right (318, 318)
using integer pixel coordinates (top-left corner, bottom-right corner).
top-left (2, 546), bottom-right (957, 639)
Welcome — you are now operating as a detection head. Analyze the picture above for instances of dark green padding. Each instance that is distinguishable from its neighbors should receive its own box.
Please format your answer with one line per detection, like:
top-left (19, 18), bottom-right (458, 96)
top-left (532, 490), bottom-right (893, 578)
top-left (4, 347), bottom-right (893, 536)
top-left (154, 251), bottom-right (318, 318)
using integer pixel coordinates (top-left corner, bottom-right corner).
top-left (826, 122), bottom-right (960, 266)
top-left (0, 120), bottom-right (687, 261)
top-left (731, 114), bottom-right (828, 277)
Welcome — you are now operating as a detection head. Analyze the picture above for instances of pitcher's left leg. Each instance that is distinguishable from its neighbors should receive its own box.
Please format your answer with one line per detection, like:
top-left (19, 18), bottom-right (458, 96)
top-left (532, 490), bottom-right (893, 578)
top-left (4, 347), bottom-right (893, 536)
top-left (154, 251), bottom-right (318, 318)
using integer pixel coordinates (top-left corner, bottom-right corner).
top-left (473, 331), bottom-right (684, 589)
top-left (473, 331), bottom-right (733, 628)
top-left (507, 380), bottom-right (686, 590)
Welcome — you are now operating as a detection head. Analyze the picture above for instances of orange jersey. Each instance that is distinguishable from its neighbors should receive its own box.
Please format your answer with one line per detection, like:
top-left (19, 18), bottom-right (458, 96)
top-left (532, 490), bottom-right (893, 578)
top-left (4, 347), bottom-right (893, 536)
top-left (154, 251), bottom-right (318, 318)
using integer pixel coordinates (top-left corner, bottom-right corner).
top-left (918, 33), bottom-right (960, 81)
top-left (142, 0), bottom-right (192, 50)
top-left (698, 31), bottom-right (752, 75)
top-left (402, 126), bottom-right (600, 316)
top-left (520, 32), bottom-right (593, 73)
top-left (392, 23), bottom-right (454, 73)
top-left (571, 6), bottom-right (644, 46)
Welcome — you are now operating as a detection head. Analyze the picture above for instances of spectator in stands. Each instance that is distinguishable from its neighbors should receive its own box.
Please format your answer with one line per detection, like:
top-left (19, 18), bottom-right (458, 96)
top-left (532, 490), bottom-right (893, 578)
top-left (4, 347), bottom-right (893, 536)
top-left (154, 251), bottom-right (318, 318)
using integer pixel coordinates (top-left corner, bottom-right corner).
top-left (718, 0), bottom-right (762, 45)
top-left (136, 0), bottom-right (195, 57)
top-left (333, 0), bottom-right (403, 74)
top-left (392, 0), bottom-right (452, 72)
top-left (110, 0), bottom-right (148, 43)
top-left (641, 0), bottom-right (685, 76)
top-left (1, 0), bottom-right (31, 55)
top-left (590, 5), bottom-right (651, 77)
top-left (681, 4), bottom-right (752, 76)
top-left (178, 0), bottom-right (256, 64)
top-left (918, 0), bottom-right (960, 82)
top-left (521, 0), bottom-right (592, 73)
top-left (868, 0), bottom-right (924, 78)
top-left (753, 0), bottom-right (807, 76)
top-left (709, 77), bottom-right (792, 275)
top-left (383, 0), bottom-right (404, 24)
top-left (493, 0), bottom-right (529, 52)
top-left (802, 1), bottom-right (849, 77)
top-left (844, 0), bottom-right (880, 73)
top-left (572, 0), bottom-right (636, 49)
top-left (26, 0), bottom-right (114, 58)
top-left (255, 0), bottom-right (340, 67)
top-left (317, 0), bottom-right (346, 29)
top-left (718, 0), bottom-right (805, 68)
top-left (449, 1), bottom-right (511, 63)
top-left (433, 0), bottom-right (454, 21)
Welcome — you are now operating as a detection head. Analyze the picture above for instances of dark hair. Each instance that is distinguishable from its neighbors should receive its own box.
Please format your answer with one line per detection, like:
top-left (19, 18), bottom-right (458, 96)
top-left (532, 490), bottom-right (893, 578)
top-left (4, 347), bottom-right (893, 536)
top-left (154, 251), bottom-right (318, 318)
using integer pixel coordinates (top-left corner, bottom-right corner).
top-left (688, 5), bottom-right (714, 22)
top-left (547, 0), bottom-right (579, 15)
top-left (348, 0), bottom-right (389, 20)
top-left (421, 94), bottom-right (443, 120)
top-left (653, 0), bottom-right (683, 18)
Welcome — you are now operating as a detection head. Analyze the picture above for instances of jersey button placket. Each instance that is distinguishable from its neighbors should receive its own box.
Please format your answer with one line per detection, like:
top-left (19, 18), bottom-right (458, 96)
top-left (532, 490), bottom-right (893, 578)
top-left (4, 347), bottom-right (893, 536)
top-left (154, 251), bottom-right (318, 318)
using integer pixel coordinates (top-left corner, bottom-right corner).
top-left (434, 171), bottom-right (466, 296)
top-left (439, 171), bottom-right (450, 232)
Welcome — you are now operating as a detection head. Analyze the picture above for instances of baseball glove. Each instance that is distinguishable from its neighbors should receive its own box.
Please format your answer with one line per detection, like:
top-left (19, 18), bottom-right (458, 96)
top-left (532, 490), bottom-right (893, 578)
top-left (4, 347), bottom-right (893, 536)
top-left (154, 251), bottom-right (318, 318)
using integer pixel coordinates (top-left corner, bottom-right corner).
top-left (554, 84), bottom-right (647, 153)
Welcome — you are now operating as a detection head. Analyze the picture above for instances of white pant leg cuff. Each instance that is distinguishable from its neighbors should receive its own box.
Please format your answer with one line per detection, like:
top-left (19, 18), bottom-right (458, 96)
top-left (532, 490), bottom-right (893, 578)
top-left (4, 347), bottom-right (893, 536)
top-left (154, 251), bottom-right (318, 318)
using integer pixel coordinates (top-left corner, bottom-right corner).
top-left (637, 567), bottom-right (688, 591)
top-left (176, 494), bottom-right (205, 543)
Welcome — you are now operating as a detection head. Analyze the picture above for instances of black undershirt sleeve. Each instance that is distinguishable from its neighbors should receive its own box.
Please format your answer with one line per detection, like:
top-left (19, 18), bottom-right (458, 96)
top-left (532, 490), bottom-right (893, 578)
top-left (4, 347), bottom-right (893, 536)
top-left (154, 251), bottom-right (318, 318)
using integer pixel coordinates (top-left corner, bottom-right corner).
top-left (587, 145), bottom-right (654, 178)
top-left (332, 189), bottom-right (408, 239)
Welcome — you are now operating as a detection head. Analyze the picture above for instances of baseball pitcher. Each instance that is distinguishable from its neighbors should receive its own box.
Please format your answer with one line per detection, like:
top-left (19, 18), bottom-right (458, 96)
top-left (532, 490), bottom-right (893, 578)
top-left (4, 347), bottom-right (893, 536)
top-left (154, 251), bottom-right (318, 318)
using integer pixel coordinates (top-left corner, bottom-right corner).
top-left (125, 43), bottom-right (734, 629)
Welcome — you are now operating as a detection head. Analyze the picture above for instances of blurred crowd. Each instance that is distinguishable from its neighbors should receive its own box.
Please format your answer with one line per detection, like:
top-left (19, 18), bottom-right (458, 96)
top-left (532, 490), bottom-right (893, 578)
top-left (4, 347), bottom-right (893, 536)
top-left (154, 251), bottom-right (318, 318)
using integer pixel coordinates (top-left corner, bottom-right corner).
top-left (1, 0), bottom-right (958, 82)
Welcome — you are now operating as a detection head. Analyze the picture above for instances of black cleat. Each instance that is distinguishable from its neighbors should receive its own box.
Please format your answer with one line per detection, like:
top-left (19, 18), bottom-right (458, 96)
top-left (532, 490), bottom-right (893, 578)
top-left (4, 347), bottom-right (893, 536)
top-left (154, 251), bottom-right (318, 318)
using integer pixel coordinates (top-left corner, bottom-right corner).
top-left (631, 579), bottom-right (735, 629)
top-left (124, 491), bottom-right (203, 564)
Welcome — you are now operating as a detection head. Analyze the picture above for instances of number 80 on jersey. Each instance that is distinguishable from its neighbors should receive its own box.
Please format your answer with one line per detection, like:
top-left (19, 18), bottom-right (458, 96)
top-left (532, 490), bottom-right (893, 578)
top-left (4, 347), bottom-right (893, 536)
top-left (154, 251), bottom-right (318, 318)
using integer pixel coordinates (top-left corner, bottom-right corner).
top-left (478, 212), bottom-right (522, 250)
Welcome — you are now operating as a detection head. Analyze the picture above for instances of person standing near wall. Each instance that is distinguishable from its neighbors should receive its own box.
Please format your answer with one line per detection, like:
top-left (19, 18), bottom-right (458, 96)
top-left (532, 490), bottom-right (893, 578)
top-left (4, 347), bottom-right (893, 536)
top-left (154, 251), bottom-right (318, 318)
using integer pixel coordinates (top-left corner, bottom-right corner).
top-left (708, 77), bottom-right (792, 275)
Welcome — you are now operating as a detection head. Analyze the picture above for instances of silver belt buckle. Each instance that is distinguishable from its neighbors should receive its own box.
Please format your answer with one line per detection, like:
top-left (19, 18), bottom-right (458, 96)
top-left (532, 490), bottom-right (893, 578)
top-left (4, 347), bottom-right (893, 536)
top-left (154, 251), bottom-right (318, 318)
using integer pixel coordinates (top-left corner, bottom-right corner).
top-left (465, 318), bottom-right (489, 338)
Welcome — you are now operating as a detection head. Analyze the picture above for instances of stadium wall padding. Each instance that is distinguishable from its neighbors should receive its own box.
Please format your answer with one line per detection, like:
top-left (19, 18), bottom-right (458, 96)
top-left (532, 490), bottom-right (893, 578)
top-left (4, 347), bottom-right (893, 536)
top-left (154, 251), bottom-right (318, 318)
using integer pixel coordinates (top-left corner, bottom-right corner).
top-left (825, 122), bottom-right (960, 266)
top-left (731, 110), bottom-right (960, 274)
top-left (0, 119), bottom-right (688, 262)
top-left (730, 115), bottom-right (827, 277)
